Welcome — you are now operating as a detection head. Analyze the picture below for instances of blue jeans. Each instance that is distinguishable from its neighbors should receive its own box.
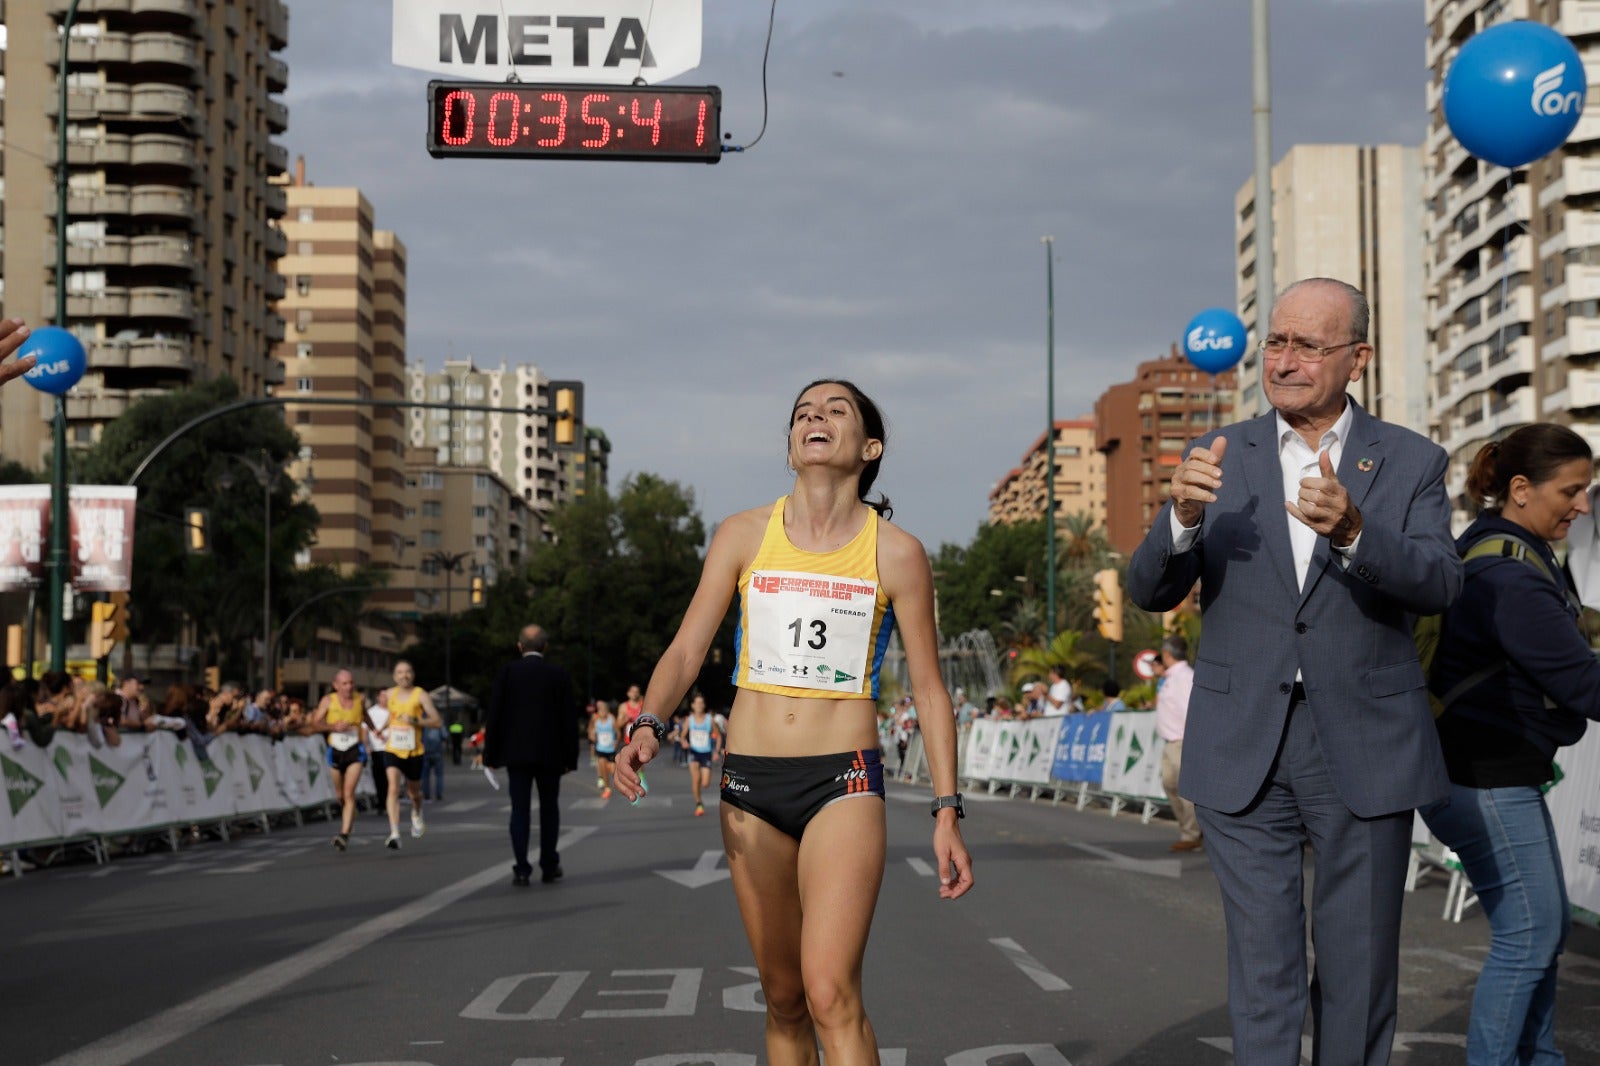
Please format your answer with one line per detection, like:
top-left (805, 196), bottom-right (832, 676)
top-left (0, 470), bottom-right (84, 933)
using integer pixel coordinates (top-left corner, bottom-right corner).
top-left (422, 753), bottom-right (444, 800)
top-left (1421, 784), bottom-right (1569, 1065)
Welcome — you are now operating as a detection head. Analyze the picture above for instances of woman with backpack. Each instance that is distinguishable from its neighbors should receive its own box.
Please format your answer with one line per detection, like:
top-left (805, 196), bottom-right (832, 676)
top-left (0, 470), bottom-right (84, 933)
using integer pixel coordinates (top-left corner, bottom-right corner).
top-left (1422, 422), bottom-right (1598, 1065)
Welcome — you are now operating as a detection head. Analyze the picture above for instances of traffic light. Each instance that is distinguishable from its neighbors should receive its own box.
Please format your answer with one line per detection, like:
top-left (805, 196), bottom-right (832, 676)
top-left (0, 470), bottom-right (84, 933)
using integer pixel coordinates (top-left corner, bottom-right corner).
top-left (204, 665), bottom-right (221, 691)
top-left (108, 591), bottom-right (130, 643)
top-left (549, 380), bottom-right (583, 450)
top-left (89, 601), bottom-right (116, 659)
top-left (6, 625), bottom-right (22, 668)
top-left (185, 507), bottom-right (210, 553)
top-left (470, 575), bottom-right (485, 606)
top-left (1092, 568), bottom-right (1124, 643)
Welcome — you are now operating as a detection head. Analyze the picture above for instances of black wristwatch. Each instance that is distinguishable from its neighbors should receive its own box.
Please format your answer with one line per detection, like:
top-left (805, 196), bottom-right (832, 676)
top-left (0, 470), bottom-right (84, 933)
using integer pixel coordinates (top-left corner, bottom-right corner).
top-left (930, 793), bottom-right (965, 819)
top-left (627, 713), bottom-right (667, 743)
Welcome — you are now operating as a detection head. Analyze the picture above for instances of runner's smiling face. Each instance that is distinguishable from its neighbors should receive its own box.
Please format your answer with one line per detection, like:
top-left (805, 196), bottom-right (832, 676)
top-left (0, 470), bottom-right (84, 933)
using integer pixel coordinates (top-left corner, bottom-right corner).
top-left (392, 661), bottom-right (414, 688)
top-left (789, 383), bottom-right (882, 473)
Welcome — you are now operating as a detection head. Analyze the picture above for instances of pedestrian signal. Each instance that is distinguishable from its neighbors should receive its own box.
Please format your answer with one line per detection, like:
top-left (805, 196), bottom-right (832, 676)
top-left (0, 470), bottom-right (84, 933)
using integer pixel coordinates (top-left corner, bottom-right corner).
top-left (185, 508), bottom-right (210, 553)
top-left (470, 575), bottom-right (485, 606)
top-left (1092, 568), bottom-right (1124, 643)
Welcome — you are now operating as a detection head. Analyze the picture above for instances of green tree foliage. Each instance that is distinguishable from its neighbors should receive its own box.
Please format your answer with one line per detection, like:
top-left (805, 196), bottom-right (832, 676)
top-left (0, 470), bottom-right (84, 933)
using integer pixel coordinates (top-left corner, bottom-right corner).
top-left (401, 474), bottom-right (724, 712)
top-left (930, 518), bottom-right (1048, 640)
top-left (1008, 630), bottom-right (1097, 690)
top-left (73, 378), bottom-right (328, 684)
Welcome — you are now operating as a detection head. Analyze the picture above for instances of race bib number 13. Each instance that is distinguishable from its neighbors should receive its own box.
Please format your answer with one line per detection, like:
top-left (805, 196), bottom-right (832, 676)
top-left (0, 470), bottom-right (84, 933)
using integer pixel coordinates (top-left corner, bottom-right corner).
top-left (745, 570), bottom-right (877, 691)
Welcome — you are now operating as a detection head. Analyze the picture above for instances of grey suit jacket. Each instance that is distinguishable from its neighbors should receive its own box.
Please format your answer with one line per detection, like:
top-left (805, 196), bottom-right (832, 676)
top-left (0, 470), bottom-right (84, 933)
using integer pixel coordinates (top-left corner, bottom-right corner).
top-left (1126, 402), bottom-right (1461, 817)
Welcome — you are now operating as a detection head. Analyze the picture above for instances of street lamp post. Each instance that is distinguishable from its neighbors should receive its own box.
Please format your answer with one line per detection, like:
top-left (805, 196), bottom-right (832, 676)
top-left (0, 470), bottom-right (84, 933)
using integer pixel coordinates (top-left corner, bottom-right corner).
top-left (1042, 235), bottom-right (1057, 643)
top-left (219, 453), bottom-right (274, 693)
top-left (425, 549), bottom-right (470, 726)
top-left (48, 0), bottom-right (83, 672)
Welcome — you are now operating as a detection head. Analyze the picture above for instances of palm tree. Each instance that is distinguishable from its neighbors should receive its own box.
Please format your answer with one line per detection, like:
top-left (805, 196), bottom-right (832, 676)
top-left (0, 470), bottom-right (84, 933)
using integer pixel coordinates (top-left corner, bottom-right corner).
top-left (1009, 630), bottom-right (1097, 689)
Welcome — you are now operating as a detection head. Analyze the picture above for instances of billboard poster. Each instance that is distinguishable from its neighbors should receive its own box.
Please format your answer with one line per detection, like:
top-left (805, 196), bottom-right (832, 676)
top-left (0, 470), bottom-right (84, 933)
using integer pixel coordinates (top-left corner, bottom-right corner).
top-left (69, 486), bottom-right (137, 592)
top-left (0, 486), bottom-right (51, 592)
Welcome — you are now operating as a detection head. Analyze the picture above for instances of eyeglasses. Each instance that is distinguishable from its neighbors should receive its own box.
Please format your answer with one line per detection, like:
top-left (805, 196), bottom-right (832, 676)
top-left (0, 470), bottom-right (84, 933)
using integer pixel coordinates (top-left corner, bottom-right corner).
top-left (1258, 338), bottom-right (1363, 362)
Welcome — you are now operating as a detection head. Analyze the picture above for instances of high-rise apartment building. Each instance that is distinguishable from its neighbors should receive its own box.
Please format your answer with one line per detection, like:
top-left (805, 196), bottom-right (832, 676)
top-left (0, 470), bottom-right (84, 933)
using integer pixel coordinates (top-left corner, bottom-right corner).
top-left (1426, 0), bottom-right (1600, 522)
top-left (1235, 144), bottom-right (1429, 432)
top-left (406, 462), bottom-right (532, 615)
top-left (986, 419), bottom-right (1105, 530)
top-left (1, 0), bottom-right (290, 465)
top-left (277, 174), bottom-right (409, 580)
top-left (1094, 349), bottom-right (1235, 557)
top-left (404, 359), bottom-right (572, 539)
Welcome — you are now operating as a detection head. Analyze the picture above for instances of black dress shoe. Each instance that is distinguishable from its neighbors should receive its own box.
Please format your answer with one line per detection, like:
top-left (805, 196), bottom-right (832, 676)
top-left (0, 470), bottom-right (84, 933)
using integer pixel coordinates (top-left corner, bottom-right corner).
top-left (512, 872), bottom-right (531, 887)
top-left (541, 866), bottom-right (563, 883)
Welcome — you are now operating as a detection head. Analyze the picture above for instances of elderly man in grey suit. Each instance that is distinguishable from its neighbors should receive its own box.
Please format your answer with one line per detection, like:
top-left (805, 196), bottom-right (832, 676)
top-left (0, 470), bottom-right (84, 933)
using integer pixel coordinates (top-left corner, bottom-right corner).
top-left (1127, 277), bottom-right (1462, 1066)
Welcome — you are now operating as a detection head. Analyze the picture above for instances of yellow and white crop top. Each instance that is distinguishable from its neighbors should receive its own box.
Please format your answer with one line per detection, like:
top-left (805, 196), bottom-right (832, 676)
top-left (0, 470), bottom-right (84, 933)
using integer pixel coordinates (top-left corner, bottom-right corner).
top-left (733, 496), bottom-right (895, 700)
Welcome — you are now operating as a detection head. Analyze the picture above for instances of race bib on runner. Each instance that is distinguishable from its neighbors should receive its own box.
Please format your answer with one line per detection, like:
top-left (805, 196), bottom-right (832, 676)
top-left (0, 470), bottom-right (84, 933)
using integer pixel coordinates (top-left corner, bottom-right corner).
top-left (328, 732), bottom-right (360, 752)
top-left (744, 570), bottom-right (876, 691)
top-left (387, 725), bottom-right (417, 752)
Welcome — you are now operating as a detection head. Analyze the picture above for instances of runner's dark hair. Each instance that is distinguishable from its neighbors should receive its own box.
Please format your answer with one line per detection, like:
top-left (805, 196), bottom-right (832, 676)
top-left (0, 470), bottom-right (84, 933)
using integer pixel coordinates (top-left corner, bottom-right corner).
top-left (790, 379), bottom-right (892, 519)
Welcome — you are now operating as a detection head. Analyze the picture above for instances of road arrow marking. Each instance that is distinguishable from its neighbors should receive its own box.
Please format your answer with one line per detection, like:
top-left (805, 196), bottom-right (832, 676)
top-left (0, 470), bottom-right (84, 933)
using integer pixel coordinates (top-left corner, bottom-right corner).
top-left (656, 849), bottom-right (729, 888)
top-left (1067, 841), bottom-right (1182, 879)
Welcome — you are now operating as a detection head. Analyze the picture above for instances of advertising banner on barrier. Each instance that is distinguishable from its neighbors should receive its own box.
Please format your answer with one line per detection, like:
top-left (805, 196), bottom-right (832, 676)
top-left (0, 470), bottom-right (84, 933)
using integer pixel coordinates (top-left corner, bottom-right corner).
top-left (162, 735), bottom-right (236, 824)
top-left (0, 740), bottom-right (64, 844)
top-left (1101, 712), bottom-right (1166, 800)
top-left (82, 733), bottom-right (173, 833)
top-left (964, 719), bottom-right (1000, 780)
top-left (1050, 711), bottom-right (1112, 783)
top-left (1547, 727), bottom-right (1600, 917)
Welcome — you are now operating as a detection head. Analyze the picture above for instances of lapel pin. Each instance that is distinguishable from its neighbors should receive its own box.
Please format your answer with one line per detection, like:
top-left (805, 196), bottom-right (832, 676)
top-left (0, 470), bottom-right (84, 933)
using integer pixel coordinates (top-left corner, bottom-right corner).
top-left (1357, 458), bottom-right (1374, 472)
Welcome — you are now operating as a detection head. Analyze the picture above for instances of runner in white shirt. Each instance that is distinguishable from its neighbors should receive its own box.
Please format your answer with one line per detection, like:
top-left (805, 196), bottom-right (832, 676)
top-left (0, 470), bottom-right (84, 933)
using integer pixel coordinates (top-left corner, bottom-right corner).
top-left (683, 694), bottom-right (722, 817)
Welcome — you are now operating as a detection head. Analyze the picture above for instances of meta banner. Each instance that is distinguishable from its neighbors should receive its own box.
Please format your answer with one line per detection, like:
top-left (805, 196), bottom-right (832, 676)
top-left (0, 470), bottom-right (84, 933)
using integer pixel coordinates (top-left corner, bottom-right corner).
top-left (0, 485), bottom-right (136, 592)
top-left (392, 0), bottom-right (702, 82)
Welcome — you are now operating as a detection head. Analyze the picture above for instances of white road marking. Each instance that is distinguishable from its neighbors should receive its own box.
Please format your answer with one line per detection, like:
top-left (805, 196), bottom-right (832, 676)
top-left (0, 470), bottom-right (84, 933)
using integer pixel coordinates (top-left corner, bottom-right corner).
top-left (1067, 840), bottom-right (1182, 879)
top-left (441, 799), bottom-right (487, 812)
top-left (656, 849), bottom-right (729, 888)
top-left (39, 826), bottom-right (598, 1066)
top-left (989, 937), bottom-right (1071, 992)
top-left (906, 857), bottom-right (935, 877)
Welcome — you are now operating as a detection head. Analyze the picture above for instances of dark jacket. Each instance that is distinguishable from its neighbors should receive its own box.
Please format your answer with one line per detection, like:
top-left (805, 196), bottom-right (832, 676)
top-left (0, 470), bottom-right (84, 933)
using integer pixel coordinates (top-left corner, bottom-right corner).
top-left (1433, 514), bottom-right (1600, 770)
top-left (483, 652), bottom-right (581, 773)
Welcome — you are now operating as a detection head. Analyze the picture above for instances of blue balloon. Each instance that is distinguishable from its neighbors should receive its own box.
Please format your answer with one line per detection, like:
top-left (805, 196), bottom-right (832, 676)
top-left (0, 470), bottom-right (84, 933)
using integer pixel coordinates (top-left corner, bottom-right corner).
top-left (20, 326), bottom-right (87, 395)
top-left (1444, 21), bottom-right (1586, 169)
top-left (1182, 308), bottom-right (1247, 374)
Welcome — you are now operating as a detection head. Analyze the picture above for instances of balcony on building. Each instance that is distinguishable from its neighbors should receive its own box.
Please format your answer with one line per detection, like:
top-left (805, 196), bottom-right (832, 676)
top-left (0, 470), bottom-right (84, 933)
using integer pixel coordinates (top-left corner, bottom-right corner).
top-left (263, 271), bottom-right (286, 300)
top-left (267, 0), bottom-right (290, 49)
top-left (264, 99), bottom-right (289, 134)
top-left (129, 0), bottom-right (200, 22)
top-left (263, 224), bottom-right (288, 258)
top-left (90, 332), bottom-right (135, 369)
top-left (65, 389), bottom-right (130, 421)
top-left (129, 31), bottom-right (197, 70)
top-left (128, 334), bottom-right (192, 370)
top-left (1569, 368), bottom-right (1600, 410)
top-left (57, 30), bottom-right (132, 65)
top-left (130, 132), bottom-right (196, 170)
top-left (129, 83), bottom-right (197, 123)
top-left (130, 184), bottom-right (194, 220)
top-left (264, 314), bottom-right (285, 342)
top-left (128, 285), bottom-right (194, 320)
top-left (262, 184), bottom-right (287, 218)
top-left (263, 359), bottom-right (286, 387)
top-left (67, 132), bottom-right (132, 166)
top-left (264, 141), bottom-right (289, 176)
top-left (265, 56), bottom-right (289, 92)
top-left (54, 285), bottom-right (131, 318)
top-left (129, 234), bottom-right (193, 269)
top-left (1483, 386), bottom-right (1536, 437)
top-left (48, 0), bottom-right (134, 14)
top-left (1556, 0), bottom-right (1600, 35)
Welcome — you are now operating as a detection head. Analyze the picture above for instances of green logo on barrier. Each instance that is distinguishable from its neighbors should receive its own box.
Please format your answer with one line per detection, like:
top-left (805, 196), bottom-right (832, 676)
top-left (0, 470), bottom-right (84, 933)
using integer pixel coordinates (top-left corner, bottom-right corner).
top-left (225, 746), bottom-right (237, 767)
top-left (1124, 733), bottom-right (1144, 774)
top-left (52, 747), bottom-right (74, 781)
top-left (1, 755), bottom-right (43, 815)
top-left (89, 755), bottom-right (126, 807)
top-left (245, 752), bottom-right (264, 793)
top-left (174, 743), bottom-right (189, 770)
top-left (201, 758), bottom-right (224, 798)
top-left (307, 759), bottom-right (321, 790)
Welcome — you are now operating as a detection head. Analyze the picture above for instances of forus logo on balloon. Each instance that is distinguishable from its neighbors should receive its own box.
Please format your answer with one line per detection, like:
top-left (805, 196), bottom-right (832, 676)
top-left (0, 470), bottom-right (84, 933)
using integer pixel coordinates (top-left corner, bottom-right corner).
top-left (1185, 326), bottom-right (1235, 352)
top-left (1532, 63), bottom-right (1583, 116)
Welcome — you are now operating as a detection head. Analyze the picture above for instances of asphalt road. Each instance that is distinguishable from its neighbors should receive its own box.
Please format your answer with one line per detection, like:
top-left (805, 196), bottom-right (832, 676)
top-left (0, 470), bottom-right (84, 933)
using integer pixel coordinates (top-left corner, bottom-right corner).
top-left (4, 756), bottom-right (1600, 1065)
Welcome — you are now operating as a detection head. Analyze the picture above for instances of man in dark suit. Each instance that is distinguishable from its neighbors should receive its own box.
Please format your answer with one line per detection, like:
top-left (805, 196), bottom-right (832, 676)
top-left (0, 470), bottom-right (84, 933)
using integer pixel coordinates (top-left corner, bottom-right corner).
top-left (484, 624), bottom-right (581, 886)
top-left (1127, 278), bottom-right (1462, 1065)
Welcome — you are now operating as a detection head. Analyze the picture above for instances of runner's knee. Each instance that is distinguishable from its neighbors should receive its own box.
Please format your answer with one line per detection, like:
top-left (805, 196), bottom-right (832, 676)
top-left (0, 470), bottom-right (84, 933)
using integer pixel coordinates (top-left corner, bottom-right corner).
top-left (802, 973), bottom-right (863, 1031)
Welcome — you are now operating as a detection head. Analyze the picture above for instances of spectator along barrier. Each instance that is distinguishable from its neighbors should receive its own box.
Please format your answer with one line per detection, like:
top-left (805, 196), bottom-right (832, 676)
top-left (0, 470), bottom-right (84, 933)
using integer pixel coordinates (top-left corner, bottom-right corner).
top-left (0, 732), bottom-right (366, 873)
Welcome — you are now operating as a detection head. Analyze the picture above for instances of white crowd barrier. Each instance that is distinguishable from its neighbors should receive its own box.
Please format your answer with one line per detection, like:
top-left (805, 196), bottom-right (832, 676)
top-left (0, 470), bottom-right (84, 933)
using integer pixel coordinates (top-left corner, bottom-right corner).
top-left (0, 732), bottom-right (365, 855)
top-left (1546, 725), bottom-right (1600, 923)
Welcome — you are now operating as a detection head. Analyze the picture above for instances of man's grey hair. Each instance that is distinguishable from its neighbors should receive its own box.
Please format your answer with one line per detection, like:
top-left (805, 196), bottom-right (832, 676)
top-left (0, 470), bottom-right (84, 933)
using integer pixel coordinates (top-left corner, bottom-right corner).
top-left (1277, 277), bottom-right (1369, 343)
top-left (518, 625), bottom-right (548, 653)
top-left (218, 681), bottom-right (244, 698)
top-left (1160, 635), bottom-right (1189, 661)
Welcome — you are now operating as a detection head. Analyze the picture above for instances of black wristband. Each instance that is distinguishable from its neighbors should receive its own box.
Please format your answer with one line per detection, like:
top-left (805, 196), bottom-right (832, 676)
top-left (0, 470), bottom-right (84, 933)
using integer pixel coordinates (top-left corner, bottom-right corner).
top-left (628, 713), bottom-right (667, 743)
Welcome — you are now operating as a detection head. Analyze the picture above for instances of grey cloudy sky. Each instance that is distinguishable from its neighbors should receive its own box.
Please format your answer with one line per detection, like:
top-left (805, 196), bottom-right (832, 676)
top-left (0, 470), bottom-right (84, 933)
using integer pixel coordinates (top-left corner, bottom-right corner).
top-left (281, 0), bottom-right (1425, 551)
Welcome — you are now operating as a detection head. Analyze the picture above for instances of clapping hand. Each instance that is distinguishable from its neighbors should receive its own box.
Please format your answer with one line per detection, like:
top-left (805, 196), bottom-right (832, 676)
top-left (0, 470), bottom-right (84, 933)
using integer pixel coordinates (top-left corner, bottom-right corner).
top-left (1285, 449), bottom-right (1362, 547)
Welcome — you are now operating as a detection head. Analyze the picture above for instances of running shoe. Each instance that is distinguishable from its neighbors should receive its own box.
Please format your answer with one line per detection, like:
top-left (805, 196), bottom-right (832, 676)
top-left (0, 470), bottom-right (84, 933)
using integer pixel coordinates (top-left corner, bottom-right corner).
top-left (411, 809), bottom-right (425, 838)
top-left (333, 833), bottom-right (348, 851)
top-left (596, 776), bottom-right (605, 789)
top-left (601, 787), bottom-right (612, 800)
top-left (695, 803), bottom-right (705, 817)
top-left (385, 831), bottom-right (400, 850)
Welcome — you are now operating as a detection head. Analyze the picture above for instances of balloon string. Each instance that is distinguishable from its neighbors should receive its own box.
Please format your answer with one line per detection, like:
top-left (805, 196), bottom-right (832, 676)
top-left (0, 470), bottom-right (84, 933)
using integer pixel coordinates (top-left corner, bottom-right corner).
top-left (1497, 171), bottom-right (1512, 410)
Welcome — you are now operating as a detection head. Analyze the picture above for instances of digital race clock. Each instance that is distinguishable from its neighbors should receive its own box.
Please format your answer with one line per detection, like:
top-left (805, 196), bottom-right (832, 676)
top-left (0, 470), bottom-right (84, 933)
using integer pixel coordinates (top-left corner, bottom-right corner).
top-left (426, 81), bottom-right (721, 163)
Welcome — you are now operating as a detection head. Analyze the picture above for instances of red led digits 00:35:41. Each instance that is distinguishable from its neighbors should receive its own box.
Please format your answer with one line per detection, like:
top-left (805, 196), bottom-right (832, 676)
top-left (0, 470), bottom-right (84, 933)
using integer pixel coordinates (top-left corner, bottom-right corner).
top-left (427, 82), bottom-right (721, 163)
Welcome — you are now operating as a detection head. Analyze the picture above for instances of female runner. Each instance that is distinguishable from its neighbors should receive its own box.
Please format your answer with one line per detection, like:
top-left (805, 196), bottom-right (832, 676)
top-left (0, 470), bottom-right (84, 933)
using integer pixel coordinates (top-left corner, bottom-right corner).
top-left (615, 379), bottom-right (973, 1065)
